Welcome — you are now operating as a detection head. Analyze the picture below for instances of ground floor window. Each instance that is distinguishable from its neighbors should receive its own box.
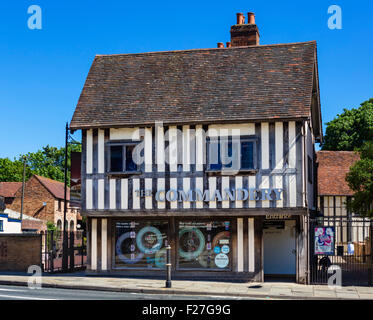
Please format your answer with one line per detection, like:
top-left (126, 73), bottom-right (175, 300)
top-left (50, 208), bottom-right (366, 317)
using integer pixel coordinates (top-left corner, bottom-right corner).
top-left (177, 220), bottom-right (231, 270)
top-left (114, 220), bottom-right (169, 269)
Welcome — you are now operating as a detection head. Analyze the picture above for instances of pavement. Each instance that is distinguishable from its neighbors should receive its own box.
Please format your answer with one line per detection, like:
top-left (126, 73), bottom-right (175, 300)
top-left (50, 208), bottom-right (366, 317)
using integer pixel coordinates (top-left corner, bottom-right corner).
top-left (0, 273), bottom-right (373, 299)
top-left (0, 284), bottom-right (252, 300)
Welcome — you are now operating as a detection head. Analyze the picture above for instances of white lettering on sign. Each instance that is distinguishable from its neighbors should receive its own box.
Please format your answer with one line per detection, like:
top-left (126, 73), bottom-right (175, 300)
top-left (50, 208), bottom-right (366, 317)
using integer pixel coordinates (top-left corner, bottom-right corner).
top-left (134, 188), bottom-right (283, 202)
top-left (265, 214), bottom-right (292, 219)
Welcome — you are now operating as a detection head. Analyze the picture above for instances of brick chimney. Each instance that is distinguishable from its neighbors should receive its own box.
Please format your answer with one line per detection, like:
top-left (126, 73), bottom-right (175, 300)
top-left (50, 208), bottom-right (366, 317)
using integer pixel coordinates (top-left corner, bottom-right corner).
top-left (230, 12), bottom-right (260, 47)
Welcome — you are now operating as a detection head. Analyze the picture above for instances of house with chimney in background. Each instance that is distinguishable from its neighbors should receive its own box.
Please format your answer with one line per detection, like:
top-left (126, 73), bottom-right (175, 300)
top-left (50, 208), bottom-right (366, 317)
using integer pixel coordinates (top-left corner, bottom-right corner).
top-left (70, 12), bottom-right (322, 283)
top-left (316, 151), bottom-right (370, 252)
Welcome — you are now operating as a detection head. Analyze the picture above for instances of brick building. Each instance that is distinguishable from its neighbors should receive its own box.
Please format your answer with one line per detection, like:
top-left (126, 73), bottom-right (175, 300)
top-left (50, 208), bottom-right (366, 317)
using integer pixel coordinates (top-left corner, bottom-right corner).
top-left (0, 182), bottom-right (22, 206)
top-left (9, 175), bottom-right (79, 231)
top-left (316, 151), bottom-right (370, 243)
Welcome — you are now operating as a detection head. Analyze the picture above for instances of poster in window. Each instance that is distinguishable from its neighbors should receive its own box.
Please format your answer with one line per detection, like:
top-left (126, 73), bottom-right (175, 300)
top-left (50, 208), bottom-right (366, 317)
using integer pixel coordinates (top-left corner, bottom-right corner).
top-left (178, 221), bottom-right (231, 270)
top-left (70, 152), bottom-right (81, 208)
top-left (314, 227), bottom-right (335, 255)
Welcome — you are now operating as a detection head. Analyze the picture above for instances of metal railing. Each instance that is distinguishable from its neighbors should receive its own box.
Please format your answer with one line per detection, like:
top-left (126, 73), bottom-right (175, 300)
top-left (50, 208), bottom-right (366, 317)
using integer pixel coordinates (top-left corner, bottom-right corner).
top-left (41, 230), bottom-right (86, 273)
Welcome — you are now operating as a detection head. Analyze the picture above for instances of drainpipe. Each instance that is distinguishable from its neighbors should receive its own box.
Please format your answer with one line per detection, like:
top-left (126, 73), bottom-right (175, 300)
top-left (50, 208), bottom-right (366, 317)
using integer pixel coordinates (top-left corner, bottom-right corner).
top-left (302, 121), bottom-right (310, 284)
top-left (303, 121), bottom-right (312, 284)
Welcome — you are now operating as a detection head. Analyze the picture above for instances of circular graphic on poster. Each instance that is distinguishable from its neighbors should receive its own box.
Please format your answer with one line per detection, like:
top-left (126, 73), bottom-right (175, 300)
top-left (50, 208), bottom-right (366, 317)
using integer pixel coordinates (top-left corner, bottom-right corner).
top-left (154, 248), bottom-right (167, 268)
top-left (213, 246), bottom-right (221, 254)
top-left (214, 253), bottom-right (229, 268)
top-left (197, 250), bottom-right (211, 268)
top-left (212, 231), bottom-right (230, 248)
top-left (221, 245), bottom-right (230, 254)
top-left (116, 232), bottom-right (144, 264)
top-left (178, 227), bottom-right (205, 261)
top-left (136, 226), bottom-right (163, 254)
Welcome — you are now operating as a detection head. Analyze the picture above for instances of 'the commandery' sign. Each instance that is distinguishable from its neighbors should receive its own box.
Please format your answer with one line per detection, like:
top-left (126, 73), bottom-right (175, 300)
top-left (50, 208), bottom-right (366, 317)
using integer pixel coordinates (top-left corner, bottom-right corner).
top-left (134, 188), bottom-right (283, 202)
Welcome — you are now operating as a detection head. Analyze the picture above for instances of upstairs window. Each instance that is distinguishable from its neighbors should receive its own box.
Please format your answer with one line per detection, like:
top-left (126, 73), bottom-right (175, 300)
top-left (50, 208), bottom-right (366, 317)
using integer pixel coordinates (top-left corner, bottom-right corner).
top-left (108, 142), bottom-right (139, 173)
top-left (207, 136), bottom-right (256, 171)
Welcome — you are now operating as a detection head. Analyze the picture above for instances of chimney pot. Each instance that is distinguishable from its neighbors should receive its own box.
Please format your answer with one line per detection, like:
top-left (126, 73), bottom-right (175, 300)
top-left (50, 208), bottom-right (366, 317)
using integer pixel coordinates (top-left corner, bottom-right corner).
top-left (236, 13), bottom-right (245, 25)
top-left (230, 12), bottom-right (260, 46)
top-left (247, 12), bottom-right (255, 24)
top-left (217, 42), bottom-right (224, 48)
top-left (226, 42), bottom-right (231, 48)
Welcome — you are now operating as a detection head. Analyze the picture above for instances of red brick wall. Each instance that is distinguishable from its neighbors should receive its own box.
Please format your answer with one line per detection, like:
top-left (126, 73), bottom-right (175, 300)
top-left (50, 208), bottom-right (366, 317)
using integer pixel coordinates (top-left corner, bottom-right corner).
top-left (9, 176), bottom-right (56, 222)
top-left (0, 234), bottom-right (41, 271)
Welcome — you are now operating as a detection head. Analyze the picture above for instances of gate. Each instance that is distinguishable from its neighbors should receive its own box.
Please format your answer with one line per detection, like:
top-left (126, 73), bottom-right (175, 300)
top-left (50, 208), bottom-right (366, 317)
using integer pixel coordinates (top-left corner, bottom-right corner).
top-left (309, 216), bottom-right (373, 286)
top-left (42, 230), bottom-right (87, 273)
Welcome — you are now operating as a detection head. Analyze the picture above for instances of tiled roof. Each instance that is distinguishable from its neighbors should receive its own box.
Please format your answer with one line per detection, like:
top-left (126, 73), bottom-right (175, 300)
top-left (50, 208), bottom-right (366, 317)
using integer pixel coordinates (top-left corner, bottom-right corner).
top-left (0, 182), bottom-right (22, 198)
top-left (34, 175), bottom-right (70, 200)
top-left (317, 151), bottom-right (360, 196)
top-left (70, 41), bottom-right (317, 129)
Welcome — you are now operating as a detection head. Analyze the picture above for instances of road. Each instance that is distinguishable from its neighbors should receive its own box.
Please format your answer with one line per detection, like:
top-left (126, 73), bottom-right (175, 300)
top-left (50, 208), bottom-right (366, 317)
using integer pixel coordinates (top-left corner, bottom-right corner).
top-left (0, 284), bottom-right (267, 300)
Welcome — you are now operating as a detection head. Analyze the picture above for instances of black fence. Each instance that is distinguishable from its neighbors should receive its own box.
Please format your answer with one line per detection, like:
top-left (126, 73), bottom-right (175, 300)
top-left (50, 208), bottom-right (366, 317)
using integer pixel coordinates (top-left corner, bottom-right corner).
top-left (309, 216), bottom-right (373, 286)
top-left (41, 230), bottom-right (87, 273)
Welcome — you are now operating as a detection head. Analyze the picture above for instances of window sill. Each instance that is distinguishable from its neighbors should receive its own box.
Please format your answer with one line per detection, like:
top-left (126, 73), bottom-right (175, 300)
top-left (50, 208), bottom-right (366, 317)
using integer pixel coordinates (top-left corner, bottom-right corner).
top-left (107, 171), bottom-right (142, 178)
top-left (206, 169), bottom-right (258, 176)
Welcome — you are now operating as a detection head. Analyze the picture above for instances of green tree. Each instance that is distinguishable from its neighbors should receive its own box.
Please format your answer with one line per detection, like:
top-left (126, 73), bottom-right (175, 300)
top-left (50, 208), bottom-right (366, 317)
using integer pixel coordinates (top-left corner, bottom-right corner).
top-left (346, 141), bottom-right (373, 217)
top-left (321, 98), bottom-right (373, 151)
top-left (0, 143), bottom-right (81, 186)
top-left (0, 158), bottom-right (33, 182)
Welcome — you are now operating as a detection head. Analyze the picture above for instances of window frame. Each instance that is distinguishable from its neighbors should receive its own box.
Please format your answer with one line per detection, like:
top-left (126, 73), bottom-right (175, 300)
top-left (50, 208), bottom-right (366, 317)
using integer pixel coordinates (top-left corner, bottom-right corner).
top-left (106, 140), bottom-right (142, 175)
top-left (175, 218), bottom-right (233, 272)
top-left (112, 218), bottom-right (171, 270)
top-left (0, 219), bottom-right (3, 232)
top-left (206, 135), bottom-right (258, 173)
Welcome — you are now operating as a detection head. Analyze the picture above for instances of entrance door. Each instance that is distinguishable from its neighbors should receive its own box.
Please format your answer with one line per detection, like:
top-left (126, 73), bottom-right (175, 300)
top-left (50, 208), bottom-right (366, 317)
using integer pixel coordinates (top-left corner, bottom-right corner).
top-left (263, 220), bottom-right (296, 275)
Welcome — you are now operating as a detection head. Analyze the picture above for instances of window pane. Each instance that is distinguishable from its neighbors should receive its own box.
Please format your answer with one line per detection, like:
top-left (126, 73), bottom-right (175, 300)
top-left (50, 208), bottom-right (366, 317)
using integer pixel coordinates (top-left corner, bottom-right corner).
top-left (222, 141), bottom-right (233, 168)
top-left (241, 141), bottom-right (254, 169)
top-left (110, 146), bottom-right (123, 172)
top-left (125, 145), bottom-right (137, 171)
top-left (178, 221), bottom-right (231, 270)
top-left (114, 220), bottom-right (169, 269)
top-left (209, 141), bottom-right (221, 170)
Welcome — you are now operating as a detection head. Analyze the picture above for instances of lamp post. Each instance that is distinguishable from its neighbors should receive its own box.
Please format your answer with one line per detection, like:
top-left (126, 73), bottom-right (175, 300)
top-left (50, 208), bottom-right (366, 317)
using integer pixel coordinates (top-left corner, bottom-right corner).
top-left (165, 245), bottom-right (172, 288)
top-left (62, 122), bottom-right (69, 272)
top-left (20, 156), bottom-right (26, 223)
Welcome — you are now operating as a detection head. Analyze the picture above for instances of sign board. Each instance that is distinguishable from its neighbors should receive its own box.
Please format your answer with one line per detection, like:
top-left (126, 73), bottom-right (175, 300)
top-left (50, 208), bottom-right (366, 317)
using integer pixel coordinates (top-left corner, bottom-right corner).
top-left (314, 227), bottom-right (335, 255)
top-left (135, 188), bottom-right (283, 203)
top-left (70, 152), bottom-right (81, 208)
top-left (265, 214), bottom-right (292, 220)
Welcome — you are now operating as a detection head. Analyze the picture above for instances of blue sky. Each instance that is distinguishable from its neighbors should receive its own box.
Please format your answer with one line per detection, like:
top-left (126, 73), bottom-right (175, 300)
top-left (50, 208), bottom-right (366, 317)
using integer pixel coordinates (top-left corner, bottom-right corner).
top-left (0, 0), bottom-right (372, 159)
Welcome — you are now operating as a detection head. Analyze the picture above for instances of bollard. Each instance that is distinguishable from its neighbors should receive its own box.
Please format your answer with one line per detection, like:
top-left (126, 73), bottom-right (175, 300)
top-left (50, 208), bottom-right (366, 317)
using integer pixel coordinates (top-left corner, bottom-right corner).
top-left (165, 245), bottom-right (172, 288)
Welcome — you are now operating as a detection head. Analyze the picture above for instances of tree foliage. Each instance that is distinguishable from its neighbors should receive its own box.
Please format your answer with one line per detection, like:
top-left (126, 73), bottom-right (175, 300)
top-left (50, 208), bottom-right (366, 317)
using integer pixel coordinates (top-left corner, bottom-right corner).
top-left (321, 98), bottom-right (373, 151)
top-left (346, 141), bottom-right (373, 217)
top-left (0, 143), bottom-right (81, 186)
top-left (0, 158), bottom-right (33, 182)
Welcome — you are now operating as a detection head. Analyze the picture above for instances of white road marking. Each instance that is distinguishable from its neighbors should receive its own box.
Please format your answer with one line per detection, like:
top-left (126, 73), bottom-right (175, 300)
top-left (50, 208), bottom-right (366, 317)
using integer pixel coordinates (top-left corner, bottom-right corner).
top-left (0, 288), bottom-right (28, 292)
top-left (0, 293), bottom-right (58, 300)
